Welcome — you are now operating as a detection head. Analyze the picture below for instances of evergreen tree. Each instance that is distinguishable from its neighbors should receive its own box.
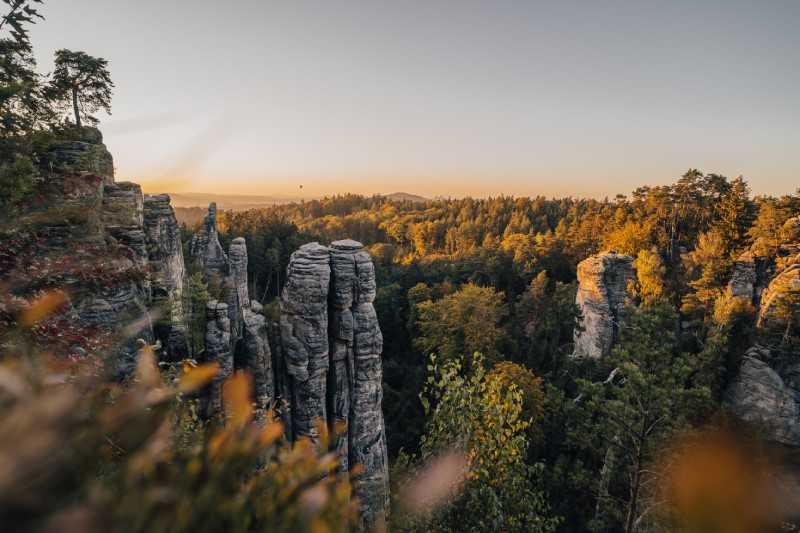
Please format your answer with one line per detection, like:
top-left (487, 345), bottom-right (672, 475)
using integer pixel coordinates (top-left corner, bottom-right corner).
top-left (50, 49), bottom-right (113, 127)
top-left (578, 304), bottom-right (711, 532)
top-left (712, 175), bottom-right (753, 253)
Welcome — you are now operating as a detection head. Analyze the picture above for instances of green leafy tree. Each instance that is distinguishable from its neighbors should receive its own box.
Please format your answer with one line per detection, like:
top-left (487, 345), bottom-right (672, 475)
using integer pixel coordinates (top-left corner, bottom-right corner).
top-left (185, 271), bottom-right (210, 357)
top-left (0, 0), bottom-right (49, 137)
top-left (512, 272), bottom-right (579, 374)
top-left (748, 199), bottom-right (790, 258)
top-left (50, 48), bottom-right (113, 127)
top-left (396, 353), bottom-right (558, 533)
top-left (712, 175), bottom-right (753, 253)
top-left (681, 229), bottom-right (732, 320)
top-left (602, 220), bottom-right (653, 257)
top-left (414, 283), bottom-right (507, 366)
top-left (632, 248), bottom-right (666, 306)
top-left (0, 151), bottom-right (34, 208)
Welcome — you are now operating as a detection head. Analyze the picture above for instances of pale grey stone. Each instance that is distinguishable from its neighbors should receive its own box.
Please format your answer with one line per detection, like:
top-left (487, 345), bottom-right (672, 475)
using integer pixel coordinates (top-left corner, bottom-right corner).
top-left (573, 252), bottom-right (635, 359)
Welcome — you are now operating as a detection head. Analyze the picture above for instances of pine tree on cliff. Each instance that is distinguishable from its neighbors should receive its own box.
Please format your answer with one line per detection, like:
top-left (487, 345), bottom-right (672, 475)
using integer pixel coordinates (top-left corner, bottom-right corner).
top-left (49, 49), bottom-right (113, 127)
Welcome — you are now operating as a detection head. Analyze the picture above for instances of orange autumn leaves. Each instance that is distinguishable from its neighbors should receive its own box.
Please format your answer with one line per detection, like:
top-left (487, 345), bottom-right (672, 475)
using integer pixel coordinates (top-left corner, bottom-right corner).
top-left (18, 289), bottom-right (67, 327)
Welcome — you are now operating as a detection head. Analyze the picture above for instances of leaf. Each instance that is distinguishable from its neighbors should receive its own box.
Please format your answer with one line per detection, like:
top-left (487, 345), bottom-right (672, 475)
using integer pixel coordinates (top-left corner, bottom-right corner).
top-left (135, 344), bottom-right (161, 389)
top-left (258, 420), bottom-right (284, 447)
top-left (19, 290), bottom-right (66, 327)
top-left (177, 362), bottom-right (219, 394)
top-left (222, 371), bottom-right (253, 426)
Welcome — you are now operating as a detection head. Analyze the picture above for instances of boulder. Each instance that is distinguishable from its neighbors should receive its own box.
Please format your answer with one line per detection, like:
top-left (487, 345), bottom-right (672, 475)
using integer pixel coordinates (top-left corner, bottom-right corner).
top-left (573, 252), bottom-right (635, 358)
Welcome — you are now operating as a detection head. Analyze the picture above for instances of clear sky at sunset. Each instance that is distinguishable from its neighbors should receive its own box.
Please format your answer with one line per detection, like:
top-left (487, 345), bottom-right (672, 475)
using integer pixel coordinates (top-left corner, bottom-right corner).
top-left (30, 1), bottom-right (799, 198)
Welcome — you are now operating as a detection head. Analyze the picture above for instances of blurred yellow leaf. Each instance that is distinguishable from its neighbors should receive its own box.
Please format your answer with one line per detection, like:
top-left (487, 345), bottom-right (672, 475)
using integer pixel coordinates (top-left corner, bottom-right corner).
top-left (223, 371), bottom-right (253, 426)
top-left (135, 344), bottom-right (161, 389)
top-left (178, 362), bottom-right (219, 393)
top-left (398, 451), bottom-right (468, 517)
top-left (20, 290), bottom-right (66, 327)
top-left (258, 421), bottom-right (284, 447)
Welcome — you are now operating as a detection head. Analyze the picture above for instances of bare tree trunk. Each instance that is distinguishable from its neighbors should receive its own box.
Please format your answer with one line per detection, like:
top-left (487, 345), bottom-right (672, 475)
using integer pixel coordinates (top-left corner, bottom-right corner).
top-left (72, 87), bottom-right (81, 128)
top-left (625, 440), bottom-right (644, 533)
top-left (594, 436), bottom-right (619, 524)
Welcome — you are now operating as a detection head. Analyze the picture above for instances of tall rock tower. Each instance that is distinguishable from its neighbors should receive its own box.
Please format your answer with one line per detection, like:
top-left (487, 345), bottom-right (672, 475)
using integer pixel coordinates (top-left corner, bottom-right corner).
top-left (573, 252), bottom-right (636, 358)
top-left (281, 240), bottom-right (390, 527)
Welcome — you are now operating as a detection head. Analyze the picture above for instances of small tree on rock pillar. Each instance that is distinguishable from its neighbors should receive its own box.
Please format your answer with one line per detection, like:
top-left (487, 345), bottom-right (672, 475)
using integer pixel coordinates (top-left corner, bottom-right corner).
top-left (49, 48), bottom-right (113, 127)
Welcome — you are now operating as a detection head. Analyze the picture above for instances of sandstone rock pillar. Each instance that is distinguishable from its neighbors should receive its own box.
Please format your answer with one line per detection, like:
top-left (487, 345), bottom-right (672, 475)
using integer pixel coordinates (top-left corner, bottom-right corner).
top-left (143, 193), bottom-right (189, 359)
top-left (205, 300), bottom-right (232, 416)
top-left (573, 252), bottom-right (635, 358)
top-left (279, 243), bottom-right (331, 442)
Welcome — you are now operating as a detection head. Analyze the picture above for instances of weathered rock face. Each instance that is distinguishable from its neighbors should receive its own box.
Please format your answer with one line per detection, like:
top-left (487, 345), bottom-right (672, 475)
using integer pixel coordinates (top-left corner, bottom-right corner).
top-left (280, 242), bottom-right (331, 442)
top-left (189, 203), bottom-right (228, 282)
top-left (77, 281), bottom-right (154, 377)
top-left (204, 300), bottom-right (233, 416)
top-left (241, 301), bottom-right (274, 418)
top-left (332, 240), bottom-right (389, 526)
top-left (725, 346), bottom-right (800, 447)
top-left (29, 172), bottom-right (107, 247)
top-left (101, 182), bottom-right (146, 266)
top-left (758, 262), bottom-right (800, 330)
top-left (573, 252), bottom-right (636, 358)
top-left (279, 239), bottom-right (389, 526)
top-left (329, 241), bottom-right (358, 473)
top-left (42, 127), bottom-right (114, 183)
top-left (9, 167), bottom-right (156, 376)
top-left (226, 237), bottom-right (249, 345)
top-left (728, 252), bottom-right (757, 300)
top-left (143, 194), bottom-right (189, 359)
top-left (727, 251), bottom-right (773, 308)
top-left (724, 227), bottom-right (800, 449)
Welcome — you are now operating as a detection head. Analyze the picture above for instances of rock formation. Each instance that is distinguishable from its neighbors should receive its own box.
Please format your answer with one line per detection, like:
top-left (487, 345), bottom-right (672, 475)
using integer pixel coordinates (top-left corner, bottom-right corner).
top-left (279, 242), bottom-right (331, 442)
top-left (189, 203), bottom-right (228, 282)
top-left (5, 138), bottom-right (390, 526)
top-left (757, 262), bottom-right (800, 330)
top-left (725, 346), bottom-right (800, 447)
top-left (0, 127), bottom-right (210, 377)
top-left (226, 237), bottom-right (249, 345)
top-left (204, 300), bottom-right (233, 416)
top-left (724, 226), bottom-right (800, 449)
top-left (279, 239), bottom-right (389, 526)
top-left (331, 240), bottom-right (389, 526)
top-left (101, 182), bottom-right (147, 268)
top-left (242, 301), bottom-right (274, 418)
top-left (43, 126), bottom-right (115, 182)
top-left (573, 252), bottom-right (636, 358)
top-left (143, 194), bottom-right (189, 359)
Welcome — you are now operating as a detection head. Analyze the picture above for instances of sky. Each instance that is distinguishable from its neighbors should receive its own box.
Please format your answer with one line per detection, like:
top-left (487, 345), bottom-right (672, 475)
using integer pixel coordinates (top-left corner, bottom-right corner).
top-left (29, 0), bottom-right (800, 199)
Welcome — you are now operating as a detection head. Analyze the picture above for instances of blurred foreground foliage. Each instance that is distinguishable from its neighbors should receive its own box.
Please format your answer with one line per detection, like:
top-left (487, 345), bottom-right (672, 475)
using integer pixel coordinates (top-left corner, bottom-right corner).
top-left (0, 337), bottom-right (356, 533)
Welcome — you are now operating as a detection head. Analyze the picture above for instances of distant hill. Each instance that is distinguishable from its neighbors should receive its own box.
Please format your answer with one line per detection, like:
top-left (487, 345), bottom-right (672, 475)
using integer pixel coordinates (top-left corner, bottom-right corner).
top-left (168, 191), bottom-right (430, 226)
top-left (161, 192), bottom-right (302, 210)
top-left (381, 192), bottom-right (429, 203)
